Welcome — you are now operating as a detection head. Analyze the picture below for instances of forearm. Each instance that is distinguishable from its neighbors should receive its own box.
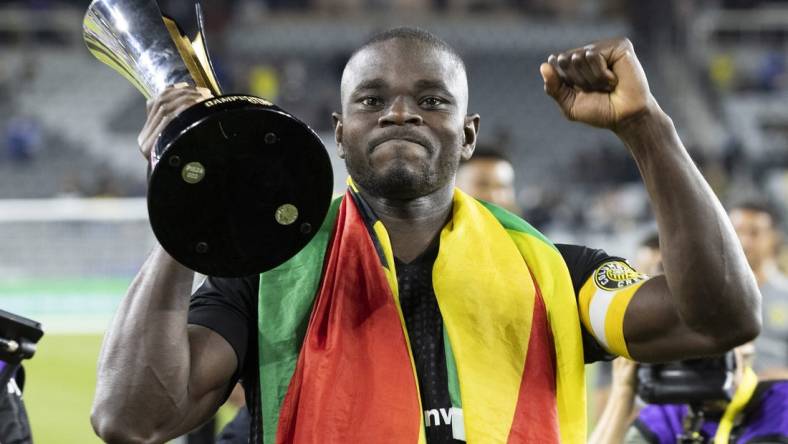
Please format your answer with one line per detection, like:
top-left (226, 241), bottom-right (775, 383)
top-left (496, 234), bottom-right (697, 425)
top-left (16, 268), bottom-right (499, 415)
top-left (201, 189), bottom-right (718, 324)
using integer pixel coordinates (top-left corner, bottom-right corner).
top-left (589, 387), bottom-right (637, 444)
top-left (92, 244), bottom-right (195, 442)
top-left (617, 105), bottom-right (760, 342)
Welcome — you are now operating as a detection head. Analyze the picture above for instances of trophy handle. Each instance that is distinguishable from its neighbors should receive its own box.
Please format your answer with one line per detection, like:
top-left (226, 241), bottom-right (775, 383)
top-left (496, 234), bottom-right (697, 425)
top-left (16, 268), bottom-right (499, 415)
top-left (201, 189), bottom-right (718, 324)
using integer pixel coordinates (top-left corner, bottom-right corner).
top-left (194, 2), bottom-right (222, 94)
top-left (160, 9), bottom-right (221, 96)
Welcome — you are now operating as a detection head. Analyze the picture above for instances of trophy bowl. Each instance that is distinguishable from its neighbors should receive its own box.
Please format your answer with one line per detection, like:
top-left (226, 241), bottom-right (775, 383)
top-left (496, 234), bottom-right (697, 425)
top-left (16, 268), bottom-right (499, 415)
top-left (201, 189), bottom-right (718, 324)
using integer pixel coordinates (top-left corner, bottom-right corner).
top-left (84, 0), bottom-right (333, 277)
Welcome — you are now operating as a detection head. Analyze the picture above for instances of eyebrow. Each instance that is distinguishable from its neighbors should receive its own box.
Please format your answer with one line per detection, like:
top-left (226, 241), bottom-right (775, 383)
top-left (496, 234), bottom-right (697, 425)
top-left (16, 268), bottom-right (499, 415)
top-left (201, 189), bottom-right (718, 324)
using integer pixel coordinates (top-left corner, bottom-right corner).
top-left (352, 78), bottom-right (388, 94)
top-left (350, 78), bottom-right (456, 100)
top-left (414, 79), bottom-right (455, 99)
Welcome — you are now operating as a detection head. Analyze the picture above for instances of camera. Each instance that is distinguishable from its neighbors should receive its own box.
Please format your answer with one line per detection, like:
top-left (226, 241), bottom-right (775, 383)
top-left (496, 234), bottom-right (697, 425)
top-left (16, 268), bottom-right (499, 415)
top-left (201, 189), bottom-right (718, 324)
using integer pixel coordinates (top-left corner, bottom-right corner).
top-left (636, 353), bottom-right (736, 405)
top-left (636, 353), bottom-right (737, 444)
top-left (0, 309), bottom-right (44, 388)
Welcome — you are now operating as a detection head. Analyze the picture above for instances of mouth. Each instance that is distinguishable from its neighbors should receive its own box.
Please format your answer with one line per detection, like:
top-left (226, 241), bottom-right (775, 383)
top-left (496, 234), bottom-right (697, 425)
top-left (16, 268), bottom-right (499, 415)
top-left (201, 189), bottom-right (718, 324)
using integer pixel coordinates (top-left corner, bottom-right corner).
top-left (368, 133), bottom-right (431, 154)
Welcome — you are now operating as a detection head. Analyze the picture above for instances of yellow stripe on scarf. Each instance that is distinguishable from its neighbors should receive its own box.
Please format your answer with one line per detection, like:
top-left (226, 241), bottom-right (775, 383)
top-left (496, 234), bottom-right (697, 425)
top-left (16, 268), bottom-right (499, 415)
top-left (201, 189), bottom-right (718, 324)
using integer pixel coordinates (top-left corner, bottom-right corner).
top-left (433, 191), bottom-right (535, 443)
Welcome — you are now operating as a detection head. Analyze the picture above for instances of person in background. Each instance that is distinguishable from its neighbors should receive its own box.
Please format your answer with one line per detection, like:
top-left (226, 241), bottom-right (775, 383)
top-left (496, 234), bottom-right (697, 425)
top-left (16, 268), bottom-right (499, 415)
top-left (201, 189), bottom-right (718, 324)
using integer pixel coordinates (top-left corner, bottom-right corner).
top-left (729, 200), bottom-right (788, 379)
top-left (0, 366), bottom-right (32, 444)
top-left (589, 342), bottom-right (788, 444)
top-left (455, 147), bottom-right (520, 214)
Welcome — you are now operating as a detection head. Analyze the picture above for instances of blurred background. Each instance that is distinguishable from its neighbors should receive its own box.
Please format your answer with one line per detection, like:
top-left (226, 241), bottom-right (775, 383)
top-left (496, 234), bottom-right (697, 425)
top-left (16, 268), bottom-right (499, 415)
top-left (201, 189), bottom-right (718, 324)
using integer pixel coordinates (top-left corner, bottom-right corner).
top-left (0, 0), bottom-right (787, 442)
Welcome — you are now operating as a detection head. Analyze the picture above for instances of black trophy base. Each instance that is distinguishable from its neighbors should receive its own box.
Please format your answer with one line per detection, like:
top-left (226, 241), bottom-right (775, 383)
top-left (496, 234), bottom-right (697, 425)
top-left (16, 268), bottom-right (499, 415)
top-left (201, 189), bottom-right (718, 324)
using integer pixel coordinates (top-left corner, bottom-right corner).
top-left (148, 94), bottom-right (333, 277)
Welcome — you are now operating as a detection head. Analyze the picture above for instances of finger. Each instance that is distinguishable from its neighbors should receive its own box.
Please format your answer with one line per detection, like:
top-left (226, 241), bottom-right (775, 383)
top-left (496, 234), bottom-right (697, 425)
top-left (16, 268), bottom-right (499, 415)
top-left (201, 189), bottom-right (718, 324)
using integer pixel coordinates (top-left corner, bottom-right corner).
top-left (556, 52), bottom-right (588, 89)
top-left (548, 54), bottom-right (570, 86)
top-left (196, 86), bottom-right (214, 100)
top-left (140, 100), bottom-right (197, 159)
top-left (139, 93), bottom-right (203, 158)
top-left (539, 62), bottom-right (564, 99)
top-left (570, 51), bottom-right (599, 91)
top-left (145, 89), bottom-right (205, 133)
top-left (540, 61), bottom-right (576, 116)
top-left (588, 51), bottom-right (618, 90)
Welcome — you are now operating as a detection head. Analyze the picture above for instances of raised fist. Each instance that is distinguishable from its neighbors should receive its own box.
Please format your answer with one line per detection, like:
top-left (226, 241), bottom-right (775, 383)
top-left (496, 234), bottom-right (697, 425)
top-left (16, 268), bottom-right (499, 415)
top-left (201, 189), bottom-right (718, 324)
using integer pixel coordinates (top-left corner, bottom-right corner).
top-left (540, 38), bottom-right (655, 130)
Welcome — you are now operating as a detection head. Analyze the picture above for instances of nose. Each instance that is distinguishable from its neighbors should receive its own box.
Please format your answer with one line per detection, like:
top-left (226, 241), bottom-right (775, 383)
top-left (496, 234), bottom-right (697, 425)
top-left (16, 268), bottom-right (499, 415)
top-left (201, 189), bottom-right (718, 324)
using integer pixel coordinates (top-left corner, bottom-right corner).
top-left (378, 96), bottom-right (423, 126)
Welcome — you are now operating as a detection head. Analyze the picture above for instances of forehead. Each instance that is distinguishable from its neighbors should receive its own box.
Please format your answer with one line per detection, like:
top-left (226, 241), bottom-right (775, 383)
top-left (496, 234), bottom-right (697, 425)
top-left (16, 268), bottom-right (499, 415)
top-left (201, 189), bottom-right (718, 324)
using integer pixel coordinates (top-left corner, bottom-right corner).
top-left (460, 159), bottom-right (514, 181)
top-left (342, 39), bottom-right (466, 99)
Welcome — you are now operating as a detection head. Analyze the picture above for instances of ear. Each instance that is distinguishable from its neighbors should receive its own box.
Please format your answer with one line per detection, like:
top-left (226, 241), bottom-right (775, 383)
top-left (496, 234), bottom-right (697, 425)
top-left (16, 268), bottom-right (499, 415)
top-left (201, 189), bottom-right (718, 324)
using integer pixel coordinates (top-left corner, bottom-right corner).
top-left (332, 112), bottom-right (345, 159)
top-left (460, 114), bottom-right (480, 161)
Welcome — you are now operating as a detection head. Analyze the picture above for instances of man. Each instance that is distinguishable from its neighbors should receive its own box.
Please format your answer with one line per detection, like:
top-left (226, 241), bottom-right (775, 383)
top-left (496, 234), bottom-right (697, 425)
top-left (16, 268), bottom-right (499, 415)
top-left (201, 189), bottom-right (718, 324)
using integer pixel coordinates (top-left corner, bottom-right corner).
top-left (730, 201), bottom-right (788, 379)
top-left (590, 343), bottom-right (788, 444)
top-left (91, 28), bottom-right (760, 443)
top-left (455, 148), bottom-right (519, 213)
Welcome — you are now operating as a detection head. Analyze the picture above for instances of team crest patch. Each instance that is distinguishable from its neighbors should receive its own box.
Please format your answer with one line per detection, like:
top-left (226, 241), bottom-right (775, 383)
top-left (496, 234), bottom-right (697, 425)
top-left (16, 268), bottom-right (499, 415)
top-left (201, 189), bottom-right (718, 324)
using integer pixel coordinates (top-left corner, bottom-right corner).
top-left (594, 261), bottom-right (647, 290)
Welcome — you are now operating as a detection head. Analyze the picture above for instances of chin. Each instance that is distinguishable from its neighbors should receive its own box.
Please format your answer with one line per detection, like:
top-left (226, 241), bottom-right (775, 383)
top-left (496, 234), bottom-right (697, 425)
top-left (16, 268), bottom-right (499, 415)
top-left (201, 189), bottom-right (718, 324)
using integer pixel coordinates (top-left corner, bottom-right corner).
top-left (356, 164), bottom-right (436, 199)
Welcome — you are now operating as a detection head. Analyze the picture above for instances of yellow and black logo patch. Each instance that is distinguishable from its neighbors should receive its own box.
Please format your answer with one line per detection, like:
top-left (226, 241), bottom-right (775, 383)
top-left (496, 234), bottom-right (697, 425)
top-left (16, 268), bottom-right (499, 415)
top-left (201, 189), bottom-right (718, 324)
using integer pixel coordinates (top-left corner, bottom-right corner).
top-left (594, 261), bottom-right (647, 291)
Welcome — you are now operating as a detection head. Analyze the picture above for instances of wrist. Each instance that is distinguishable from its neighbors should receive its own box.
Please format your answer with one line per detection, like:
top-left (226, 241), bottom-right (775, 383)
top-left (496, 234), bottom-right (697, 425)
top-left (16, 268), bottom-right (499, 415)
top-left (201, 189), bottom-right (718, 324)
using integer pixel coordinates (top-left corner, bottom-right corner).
top-left (613, 99), bottom-right (671, 140)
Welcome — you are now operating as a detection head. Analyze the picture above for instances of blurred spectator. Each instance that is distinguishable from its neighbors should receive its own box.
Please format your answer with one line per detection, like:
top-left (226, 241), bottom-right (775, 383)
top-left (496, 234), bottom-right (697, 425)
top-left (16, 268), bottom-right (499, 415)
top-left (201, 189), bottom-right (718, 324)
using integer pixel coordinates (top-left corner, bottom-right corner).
top-left (4, 116), bottom-right (42, 163)
top-left (456, 147), bottom-right (520, 213)
top-left (729, 200), bottom-right (788, 379)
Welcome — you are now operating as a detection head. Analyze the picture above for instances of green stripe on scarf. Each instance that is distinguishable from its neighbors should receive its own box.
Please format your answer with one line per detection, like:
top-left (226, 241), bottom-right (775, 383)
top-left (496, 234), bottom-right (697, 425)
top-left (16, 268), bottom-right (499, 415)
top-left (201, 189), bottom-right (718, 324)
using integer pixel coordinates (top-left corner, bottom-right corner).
top-left (477, 200), bottom-right (556, 250)
top-left (258, 197), bottom-right (342, 444)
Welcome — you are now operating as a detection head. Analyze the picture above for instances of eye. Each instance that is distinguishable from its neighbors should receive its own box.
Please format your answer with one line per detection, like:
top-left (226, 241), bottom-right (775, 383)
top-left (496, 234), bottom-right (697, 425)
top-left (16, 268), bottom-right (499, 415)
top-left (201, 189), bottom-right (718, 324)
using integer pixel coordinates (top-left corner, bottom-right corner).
top-left (360, 97), bottom-right (383, 107)
top-left (420, 96), bottom-right (446, 108)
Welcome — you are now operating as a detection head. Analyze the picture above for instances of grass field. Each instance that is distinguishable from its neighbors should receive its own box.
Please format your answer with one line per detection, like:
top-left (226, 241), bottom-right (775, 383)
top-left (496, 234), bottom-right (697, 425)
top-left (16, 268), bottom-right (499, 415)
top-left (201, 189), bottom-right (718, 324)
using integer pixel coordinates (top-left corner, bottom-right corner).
top-left (25, 334), bottom-right (104, 443)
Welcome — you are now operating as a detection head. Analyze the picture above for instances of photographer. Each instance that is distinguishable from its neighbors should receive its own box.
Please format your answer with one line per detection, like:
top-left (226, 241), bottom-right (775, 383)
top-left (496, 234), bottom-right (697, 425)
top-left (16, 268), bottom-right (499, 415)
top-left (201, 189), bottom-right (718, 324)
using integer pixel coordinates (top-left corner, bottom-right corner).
top-left (590, 344), bottom-right (788, 444)
top-left (0, 309), bottom-right (42, 444)
top-left (0, 366), bottom-right (32, 444)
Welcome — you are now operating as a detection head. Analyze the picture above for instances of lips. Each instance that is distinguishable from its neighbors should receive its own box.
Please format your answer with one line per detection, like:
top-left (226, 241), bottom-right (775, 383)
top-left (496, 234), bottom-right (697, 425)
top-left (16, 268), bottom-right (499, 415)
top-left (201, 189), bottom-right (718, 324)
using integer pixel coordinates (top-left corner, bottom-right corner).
top-left (367, 129), bottom-right (431, 154)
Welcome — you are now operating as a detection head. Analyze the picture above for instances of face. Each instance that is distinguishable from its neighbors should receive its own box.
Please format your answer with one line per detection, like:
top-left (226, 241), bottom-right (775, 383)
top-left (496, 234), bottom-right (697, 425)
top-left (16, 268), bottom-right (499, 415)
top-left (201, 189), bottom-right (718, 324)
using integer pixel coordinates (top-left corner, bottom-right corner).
top-left (730, 208), bottom-right (779, 270)
top-left (634, 246), bottom-right (662, 275)
top-left (456, 158), bottom-right (518, 213)
top-left (334, 39), bottom-right (480, 200)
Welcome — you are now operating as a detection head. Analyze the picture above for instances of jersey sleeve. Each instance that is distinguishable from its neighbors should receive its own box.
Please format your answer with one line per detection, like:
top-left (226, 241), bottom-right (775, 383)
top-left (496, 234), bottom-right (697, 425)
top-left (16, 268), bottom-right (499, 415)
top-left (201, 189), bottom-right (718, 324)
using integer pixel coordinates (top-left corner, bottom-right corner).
top-left (188, 274), bottom-right (260, 380)
top-left (556, 244), bottom-right (648, 362)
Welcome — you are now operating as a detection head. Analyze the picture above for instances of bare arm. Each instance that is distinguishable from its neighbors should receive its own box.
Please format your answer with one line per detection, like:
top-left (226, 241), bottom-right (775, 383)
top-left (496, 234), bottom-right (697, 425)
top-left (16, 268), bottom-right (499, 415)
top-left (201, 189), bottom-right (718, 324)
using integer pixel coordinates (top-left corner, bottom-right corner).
top-left (589, 358), bottom-right (639, 444)
top-left (541, 39), bottom-right (760, 362)
top-left (91, 85), bottom-right (237, 443)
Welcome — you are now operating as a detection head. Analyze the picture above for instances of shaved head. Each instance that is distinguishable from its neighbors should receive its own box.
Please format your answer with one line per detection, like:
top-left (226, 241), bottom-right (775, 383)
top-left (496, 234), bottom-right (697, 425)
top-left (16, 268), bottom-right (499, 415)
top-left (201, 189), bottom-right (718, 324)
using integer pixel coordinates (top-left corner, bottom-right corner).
top-left (340, 27), bottom-right (468, 114)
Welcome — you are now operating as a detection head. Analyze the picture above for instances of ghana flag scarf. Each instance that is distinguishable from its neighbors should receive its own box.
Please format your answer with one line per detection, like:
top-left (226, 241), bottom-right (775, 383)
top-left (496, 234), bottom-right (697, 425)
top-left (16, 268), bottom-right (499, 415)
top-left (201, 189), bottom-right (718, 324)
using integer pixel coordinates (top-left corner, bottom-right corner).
top-left (257, 183), bottom-right (587, 443)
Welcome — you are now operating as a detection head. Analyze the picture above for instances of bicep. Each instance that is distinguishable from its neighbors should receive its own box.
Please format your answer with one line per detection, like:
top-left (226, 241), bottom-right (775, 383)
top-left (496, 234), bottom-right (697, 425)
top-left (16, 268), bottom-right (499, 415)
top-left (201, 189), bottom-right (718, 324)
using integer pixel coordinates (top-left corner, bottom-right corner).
top-left (160, 325), bottom-right (238, 439)
top-left (624, 276), bottom-right (724, 362)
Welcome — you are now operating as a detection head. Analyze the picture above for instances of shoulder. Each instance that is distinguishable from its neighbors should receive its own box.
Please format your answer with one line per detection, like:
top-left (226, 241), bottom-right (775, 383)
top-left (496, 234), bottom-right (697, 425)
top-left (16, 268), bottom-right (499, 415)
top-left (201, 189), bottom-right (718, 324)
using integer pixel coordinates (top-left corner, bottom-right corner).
top-left (191, 274), bottom-right (259, 315)
top-left (555, 243), bottom-right (623, 292)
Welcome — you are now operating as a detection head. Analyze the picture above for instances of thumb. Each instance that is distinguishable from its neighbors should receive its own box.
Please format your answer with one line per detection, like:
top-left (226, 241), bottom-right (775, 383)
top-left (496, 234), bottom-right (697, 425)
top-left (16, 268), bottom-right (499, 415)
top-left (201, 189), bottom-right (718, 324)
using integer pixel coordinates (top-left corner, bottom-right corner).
top-left (539, 62), bottom-right (565, 100)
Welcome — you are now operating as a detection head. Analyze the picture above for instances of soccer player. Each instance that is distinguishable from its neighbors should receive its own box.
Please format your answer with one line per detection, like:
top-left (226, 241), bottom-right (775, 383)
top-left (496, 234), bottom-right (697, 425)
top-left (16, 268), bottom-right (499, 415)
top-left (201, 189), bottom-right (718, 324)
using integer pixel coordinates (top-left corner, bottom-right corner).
top-left (92, 29), bottom-right (760, 443)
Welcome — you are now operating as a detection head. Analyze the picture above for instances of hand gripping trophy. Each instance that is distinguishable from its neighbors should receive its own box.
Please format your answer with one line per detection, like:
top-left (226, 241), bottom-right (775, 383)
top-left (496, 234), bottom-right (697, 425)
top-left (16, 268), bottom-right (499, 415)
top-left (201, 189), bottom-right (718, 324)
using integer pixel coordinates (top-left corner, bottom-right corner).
top-left (83, 0), bottom-right (333, 277)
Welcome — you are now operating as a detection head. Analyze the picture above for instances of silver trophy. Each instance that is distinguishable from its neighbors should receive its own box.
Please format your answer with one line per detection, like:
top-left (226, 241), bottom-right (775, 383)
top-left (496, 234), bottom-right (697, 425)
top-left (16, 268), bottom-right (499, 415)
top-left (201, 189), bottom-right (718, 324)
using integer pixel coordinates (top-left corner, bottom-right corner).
top-left (84, 0), bottom-right (333, 277)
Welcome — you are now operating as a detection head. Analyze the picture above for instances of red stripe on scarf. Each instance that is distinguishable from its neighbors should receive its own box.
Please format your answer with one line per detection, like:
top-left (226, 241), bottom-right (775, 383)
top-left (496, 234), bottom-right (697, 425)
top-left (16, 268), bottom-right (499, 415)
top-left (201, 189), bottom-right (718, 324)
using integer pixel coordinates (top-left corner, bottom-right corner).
top-left (275, 195), bottom-right (421, 443)
top-left (507, 283), bottom-right (559, 443)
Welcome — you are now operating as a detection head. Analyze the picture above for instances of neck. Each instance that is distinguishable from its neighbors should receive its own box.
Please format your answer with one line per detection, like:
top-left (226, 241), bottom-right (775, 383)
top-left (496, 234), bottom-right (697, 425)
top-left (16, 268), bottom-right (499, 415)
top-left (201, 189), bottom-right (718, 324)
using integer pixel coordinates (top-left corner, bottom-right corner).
top-left (357, 182), bottom-right (455, 263)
